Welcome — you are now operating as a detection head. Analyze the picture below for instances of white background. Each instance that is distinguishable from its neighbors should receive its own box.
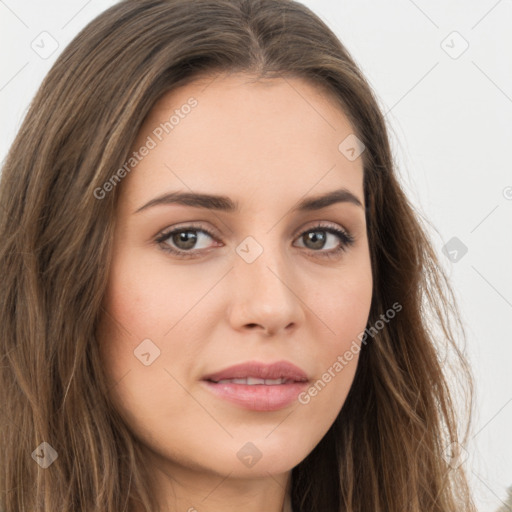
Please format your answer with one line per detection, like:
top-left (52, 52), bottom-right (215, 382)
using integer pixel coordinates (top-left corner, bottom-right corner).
top-left (1, 1), bottom-right (511, 510)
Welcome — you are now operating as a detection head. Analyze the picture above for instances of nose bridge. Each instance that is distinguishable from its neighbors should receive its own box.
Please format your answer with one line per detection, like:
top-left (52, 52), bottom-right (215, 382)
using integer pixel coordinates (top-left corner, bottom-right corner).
top-left (229, 231), bottom-right (304, 333)
top-left (236, 230), bottom-right (289, 289)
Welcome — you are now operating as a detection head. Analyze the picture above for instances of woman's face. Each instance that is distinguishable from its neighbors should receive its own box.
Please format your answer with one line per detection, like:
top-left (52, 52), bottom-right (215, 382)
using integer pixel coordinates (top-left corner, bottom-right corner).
top-left (97, 72), bottom-right (372, 498)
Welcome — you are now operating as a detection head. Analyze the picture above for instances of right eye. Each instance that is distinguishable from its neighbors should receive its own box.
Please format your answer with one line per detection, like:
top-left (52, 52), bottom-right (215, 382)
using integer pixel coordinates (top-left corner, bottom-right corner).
top-left (155, 224), bottom-right (222, 258)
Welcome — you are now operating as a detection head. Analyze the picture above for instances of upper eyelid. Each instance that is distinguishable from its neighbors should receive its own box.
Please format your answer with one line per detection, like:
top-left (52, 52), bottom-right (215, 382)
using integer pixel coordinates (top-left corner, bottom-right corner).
top-left (290, 221), bottom-right (352, 240)
top-left (156, 222), bottom-right (221, 241)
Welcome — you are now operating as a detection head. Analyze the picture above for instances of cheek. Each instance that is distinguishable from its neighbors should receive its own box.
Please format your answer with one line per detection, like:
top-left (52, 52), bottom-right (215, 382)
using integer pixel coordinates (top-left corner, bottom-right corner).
top-left (96, 248), bottom-right (216, 393)
top-left (99, 251), bottom-right (197, 340)
top-left (96, 253), bottom-right (165, 385)
top-left (315, 257), bottom-right (373, 343)
top-left (95, 259), bottom-right (192, 437)
top-left (304, 261), bottom-right (372, 407)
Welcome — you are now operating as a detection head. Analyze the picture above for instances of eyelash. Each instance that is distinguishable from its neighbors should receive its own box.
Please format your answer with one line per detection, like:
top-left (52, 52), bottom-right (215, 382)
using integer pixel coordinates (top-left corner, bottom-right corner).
top-left (155, 222), bottom-right (355, 260)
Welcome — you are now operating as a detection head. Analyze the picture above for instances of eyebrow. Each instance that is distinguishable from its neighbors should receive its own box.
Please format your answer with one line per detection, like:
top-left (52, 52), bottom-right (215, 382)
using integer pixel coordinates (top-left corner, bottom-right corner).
top-left (133, 187), bottom-right (363, 214)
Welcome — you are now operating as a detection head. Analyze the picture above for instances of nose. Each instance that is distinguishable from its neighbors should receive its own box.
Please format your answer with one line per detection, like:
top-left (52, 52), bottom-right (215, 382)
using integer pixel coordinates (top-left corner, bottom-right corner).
top-left (227, 239), bottom-right (305, 337)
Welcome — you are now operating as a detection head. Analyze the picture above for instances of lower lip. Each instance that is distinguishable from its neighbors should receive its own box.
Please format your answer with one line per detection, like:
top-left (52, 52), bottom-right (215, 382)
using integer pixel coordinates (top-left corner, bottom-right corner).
top-left (202, 380), bottom-right (309, 411)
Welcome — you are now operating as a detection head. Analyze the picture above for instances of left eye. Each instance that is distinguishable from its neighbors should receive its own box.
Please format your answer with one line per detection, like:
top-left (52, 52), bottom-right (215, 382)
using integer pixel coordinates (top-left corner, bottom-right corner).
top-left (295, 228), bottom-right (350, 251)
top-left (155, 223), bottom-right (354, 258)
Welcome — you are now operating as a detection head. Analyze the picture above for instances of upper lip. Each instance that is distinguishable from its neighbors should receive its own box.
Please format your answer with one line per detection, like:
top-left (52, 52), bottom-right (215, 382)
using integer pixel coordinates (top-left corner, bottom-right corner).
top-left (203, 360), bottom-right (309, 383)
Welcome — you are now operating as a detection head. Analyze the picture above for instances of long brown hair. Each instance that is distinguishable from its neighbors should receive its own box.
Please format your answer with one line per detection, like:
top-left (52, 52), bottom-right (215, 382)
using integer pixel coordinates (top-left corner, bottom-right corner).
top-left (0, 0), bottom-right (476, 510)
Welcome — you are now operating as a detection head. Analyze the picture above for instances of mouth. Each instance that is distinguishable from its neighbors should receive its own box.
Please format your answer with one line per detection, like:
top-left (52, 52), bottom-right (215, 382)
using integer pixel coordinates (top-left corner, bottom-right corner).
top-left (201, 360), bottom-right (310, 411)
top-left (207, 377), bottom-right (302, 385)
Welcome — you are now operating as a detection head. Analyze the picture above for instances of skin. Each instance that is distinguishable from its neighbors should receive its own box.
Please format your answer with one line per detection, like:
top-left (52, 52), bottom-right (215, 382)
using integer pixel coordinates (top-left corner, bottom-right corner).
top-left (96, 72), bottom-right (373, 512)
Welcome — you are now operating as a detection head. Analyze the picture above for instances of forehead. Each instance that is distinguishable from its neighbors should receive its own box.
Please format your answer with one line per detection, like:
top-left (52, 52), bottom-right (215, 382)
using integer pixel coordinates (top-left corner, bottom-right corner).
top-left (120, 72), bottom-right (364, 211)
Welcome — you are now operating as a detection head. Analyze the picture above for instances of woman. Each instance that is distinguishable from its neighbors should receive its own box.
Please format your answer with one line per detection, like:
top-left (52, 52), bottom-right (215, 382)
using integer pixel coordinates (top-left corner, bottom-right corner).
top-left (0, 0), bottom-right (477, 511)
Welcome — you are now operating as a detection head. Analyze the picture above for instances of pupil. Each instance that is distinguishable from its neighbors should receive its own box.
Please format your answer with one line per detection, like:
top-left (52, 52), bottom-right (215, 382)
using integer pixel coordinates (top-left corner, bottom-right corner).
top-left (306, 231), bottom-right (325, 250)
top-left (174, 230), bottom-right (197, 249)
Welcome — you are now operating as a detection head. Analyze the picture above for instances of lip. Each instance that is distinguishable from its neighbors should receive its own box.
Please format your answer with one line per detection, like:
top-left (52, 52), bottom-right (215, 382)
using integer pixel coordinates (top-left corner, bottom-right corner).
top-left (202, 360), bottom-right (309, 383)
top-left (201, 360), bottom-right (310, 412)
